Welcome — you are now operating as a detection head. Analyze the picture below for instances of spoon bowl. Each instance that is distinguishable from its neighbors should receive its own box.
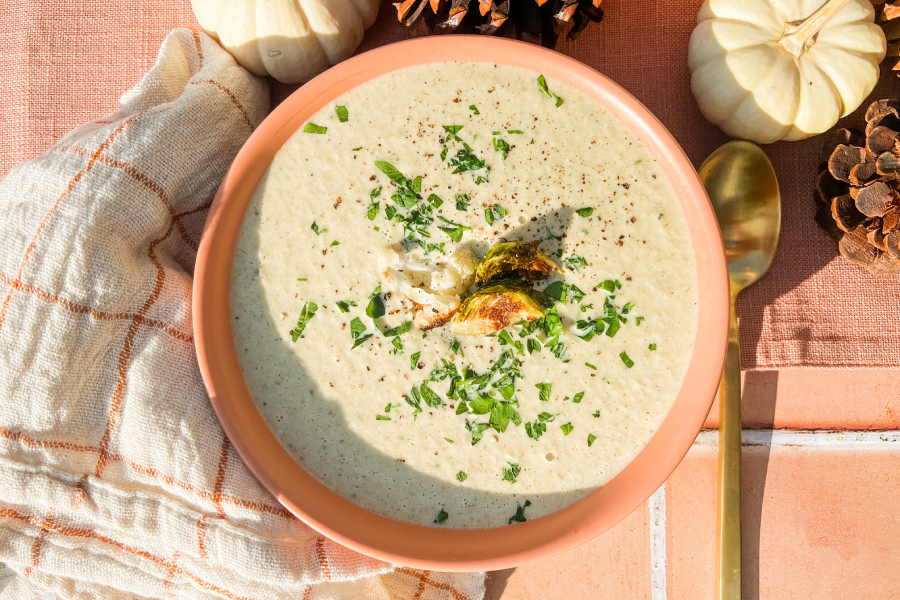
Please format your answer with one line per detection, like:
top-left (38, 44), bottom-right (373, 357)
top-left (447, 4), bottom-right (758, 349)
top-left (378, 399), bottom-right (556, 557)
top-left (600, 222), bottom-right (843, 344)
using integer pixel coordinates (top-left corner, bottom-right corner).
top-left (699, 140), bottom-right (780, 600)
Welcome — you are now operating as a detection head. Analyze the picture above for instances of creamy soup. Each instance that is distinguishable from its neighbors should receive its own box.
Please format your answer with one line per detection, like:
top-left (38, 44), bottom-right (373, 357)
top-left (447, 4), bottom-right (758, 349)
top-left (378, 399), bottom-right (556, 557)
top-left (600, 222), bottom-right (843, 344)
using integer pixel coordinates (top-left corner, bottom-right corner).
top-left (230, 63), bottom-right (698, 529)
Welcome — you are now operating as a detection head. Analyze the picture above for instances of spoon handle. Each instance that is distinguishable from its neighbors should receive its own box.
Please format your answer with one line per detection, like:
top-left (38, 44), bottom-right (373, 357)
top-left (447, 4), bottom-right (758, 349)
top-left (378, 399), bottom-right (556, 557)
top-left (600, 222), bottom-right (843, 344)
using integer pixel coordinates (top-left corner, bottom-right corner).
top-left (716, 297), bottom-right (742, 599)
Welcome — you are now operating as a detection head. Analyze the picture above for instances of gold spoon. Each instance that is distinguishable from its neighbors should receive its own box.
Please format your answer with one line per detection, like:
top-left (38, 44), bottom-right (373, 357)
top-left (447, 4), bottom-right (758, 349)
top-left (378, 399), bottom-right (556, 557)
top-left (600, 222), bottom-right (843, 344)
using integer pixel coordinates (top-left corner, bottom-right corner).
top-left (698, 141), bottom-right (781, 600)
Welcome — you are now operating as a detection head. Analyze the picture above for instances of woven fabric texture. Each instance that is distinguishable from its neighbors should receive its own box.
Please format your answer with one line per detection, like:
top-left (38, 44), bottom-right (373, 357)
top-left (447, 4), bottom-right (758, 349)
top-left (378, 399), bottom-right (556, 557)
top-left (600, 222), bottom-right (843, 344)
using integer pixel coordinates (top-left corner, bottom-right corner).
top-left (0, 27), bottom-right (484, 600)
top-left (3, 0), bottom-right (897, 369)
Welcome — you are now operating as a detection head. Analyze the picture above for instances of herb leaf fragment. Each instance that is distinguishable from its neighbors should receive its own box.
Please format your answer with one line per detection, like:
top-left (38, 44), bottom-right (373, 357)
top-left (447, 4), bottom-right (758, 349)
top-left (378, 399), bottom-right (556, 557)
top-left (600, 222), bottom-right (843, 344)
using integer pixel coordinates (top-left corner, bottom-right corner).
top-left (560, 422), bottom-right (574, 436)
top-left (290, 302), bottom-right (317, 342)
top-left (536, 75), bottom-right (564, 107)
top-left (536, 382), bottom-right (552, 402)
top-left (620, 351), bottom-right (635, 368)
top-left (485, 204), bottom-right (508, 226)
top-left (509, 500), bottom-right (532, 524)
top-left (311, 221), bottom-right (327, 235)
top-left (434, 509), bottom-right (449, 524)
top-left (501, 462), bottom-right (521, 483)
top-left (456, 470), bottom-right (468, 482)
top-left (588, 433), bottom-right (597, 447)
top-left (576, 207), bottom-right (594, 217)
top-left (334, 105), bottom-right (349, 123)
top-left (303, 123), bottom-right (327, 134)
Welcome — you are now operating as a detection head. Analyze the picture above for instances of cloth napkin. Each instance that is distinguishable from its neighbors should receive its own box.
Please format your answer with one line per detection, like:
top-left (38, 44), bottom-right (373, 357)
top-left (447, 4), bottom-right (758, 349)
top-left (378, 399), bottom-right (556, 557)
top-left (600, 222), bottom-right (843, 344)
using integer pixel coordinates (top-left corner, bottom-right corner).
top-left (0, 28), bottom-right (485, 600)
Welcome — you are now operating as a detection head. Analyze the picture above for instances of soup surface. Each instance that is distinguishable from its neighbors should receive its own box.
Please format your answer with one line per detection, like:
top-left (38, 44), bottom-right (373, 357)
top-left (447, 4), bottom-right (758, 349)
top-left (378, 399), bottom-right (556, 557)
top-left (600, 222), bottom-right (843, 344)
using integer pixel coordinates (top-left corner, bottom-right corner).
top-left (231, 62), bottom-right (698, 529)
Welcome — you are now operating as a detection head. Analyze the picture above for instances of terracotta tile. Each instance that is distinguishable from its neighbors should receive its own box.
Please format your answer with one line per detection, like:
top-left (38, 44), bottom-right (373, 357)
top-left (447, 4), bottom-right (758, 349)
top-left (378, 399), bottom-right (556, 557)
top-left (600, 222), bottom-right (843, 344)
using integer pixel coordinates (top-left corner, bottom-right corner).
top-left (703, 370), bottom-right (900, 430)
top-left (486, 500), bottom-right (651, 600)
top-left (667, 441), bottom-right (900, 600)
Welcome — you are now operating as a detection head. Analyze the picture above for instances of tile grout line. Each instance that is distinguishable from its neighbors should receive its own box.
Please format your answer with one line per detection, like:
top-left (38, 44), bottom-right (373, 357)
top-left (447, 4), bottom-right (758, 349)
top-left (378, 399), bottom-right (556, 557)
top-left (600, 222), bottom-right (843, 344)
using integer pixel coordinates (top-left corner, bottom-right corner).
top-left (648, 482), bottom-right (666, 600)
top-left (694, 429), bottom-right (900, 447)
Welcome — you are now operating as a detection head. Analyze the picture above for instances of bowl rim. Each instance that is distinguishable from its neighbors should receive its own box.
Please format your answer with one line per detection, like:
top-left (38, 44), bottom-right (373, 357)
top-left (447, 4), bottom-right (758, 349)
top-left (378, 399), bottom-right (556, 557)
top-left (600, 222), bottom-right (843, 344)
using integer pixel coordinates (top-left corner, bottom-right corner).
top-left (193, 35), bottom-right (728, 572)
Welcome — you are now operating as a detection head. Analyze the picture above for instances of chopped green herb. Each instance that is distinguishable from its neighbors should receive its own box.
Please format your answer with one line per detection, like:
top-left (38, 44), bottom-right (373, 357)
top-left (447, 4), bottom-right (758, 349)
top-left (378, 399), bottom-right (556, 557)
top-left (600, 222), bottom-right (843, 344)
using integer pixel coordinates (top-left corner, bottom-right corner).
top-left (426, 193), bottom-right (444, 209)
top-left (455, 193), bottom-right (471, 211)
top-left (469, 105), bottom-right (480, 115)
top-left (390, 337), bottom-right (403, 354)
top-left (593, 410), bottom-right (601, 418)
top-left (573, 391), bottom-right (585, 404)
top-left (548, 338), bottom-right (568, 362)
top-left (568, 285), bottom-right (586, 304)
top-left (598, 279), bottom-right (620, 293)
top-left (382, 321), bottom-right (412, 338)
top-left (485, 204), bottom-right (508, 225)
top-left (576, 207), bottom-right (594, 217)
top-left (536, 382), bottom-right (552, 402)
top-left (449, 144), bottom-right (486, 175)
top-left (544, 281), bottom-right (567, 303)
top-left (456, 470), bottom-right (468, 482)
top-left (437, 216), bottom-right (471, 242)
top-left (434, 509), bottom-right (449, 524)
top-left (334, 105), bottom-right (349, 122)
top-left (336, 300), bottom-right (356, 313)
top-left (560, 422), bottom-right (573, 436)
top-left (375, 414), bottom-right (391, 421)
top-left (303, 123), bottom-right (327, 134)
top-left (542, 305), bottom-right (564, 338)
top-left (374, 160), bottom-right (405, 183)
top-left (330, 240), bottom-right (340, 247)
top-left (536, 74), bottom-right (564, 107)
top-left (352, 146), bottom-right (363, 151)
top-left (297, 278), bottom-right (307, 282)
top-left (311, 221), bottom-right (327, 235)
top-left (635, 316), bottom-right (645, 326)
top-left (527, 338), bottom-right (542, 354)
top-left (585, 362), bottom-right (597, 370)
top-left (622, 302), bottom-right (634, 315)
top-left (440, 145), bottom-right (449, 161)
top-left (498, 329), bottom-right (525, 355)
top-left (466, 419), bottom-right (490, 445)
top-left (507, 129), bottom-right (524, 134)
top-left (350, 316), bottom-right (372, 349)
top-left (492, 137), bottom-right (511, 161)
top-left (442, 125), bottom-right (464, 142)
top-left (290, 302), bottom-right (317, 342)
top-left (525, 412), bottom-right (555, 440)
top-left (509, 500), bottom-right (532, 524)
top-left (366, 286), bottom-right (385, 319)
top-left (384, 402), bottom-right (394, 412)
top-left (634, 159), bottom-right (643, 165)
top-left (588, 433), bottom-right (597, 447)
top-left (620, 351), bottom-right (635, 368)
top-left (563, 253), bottom-right (589, 273)
top-left (366, 202), bottom-right (379, 220)
top-left (649, 343), bottom-right (657, 351)
top-left (445, 438), bottom-right (454, 444)
top-left (530, 138), bottom-right (535, 144)
top-left (410, 351), bottom-right (421, 370)
top-left (501, 462), bottom-right (521, 483)
top-left (450, 338), bottom-right (463, 357)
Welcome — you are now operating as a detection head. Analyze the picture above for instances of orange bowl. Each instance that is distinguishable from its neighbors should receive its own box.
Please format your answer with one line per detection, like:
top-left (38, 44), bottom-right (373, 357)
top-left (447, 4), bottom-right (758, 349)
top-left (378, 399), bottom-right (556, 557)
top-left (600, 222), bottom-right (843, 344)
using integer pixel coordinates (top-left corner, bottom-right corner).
top-left (193, 36), bottom-right (728, 571)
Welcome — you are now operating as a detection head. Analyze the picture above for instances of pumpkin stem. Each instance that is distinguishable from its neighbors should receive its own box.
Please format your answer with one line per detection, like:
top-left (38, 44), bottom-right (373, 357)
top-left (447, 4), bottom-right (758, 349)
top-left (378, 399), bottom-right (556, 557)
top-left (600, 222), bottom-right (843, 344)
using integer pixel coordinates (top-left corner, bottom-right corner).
top-left (778, 0), bottom-right (851, 59)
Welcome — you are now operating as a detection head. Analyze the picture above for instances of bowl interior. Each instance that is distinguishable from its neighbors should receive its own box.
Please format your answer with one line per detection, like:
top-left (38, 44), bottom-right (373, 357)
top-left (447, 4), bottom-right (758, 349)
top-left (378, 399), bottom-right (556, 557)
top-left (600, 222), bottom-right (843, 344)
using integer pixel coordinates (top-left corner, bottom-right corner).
top-left (193, 36), bottom-right (728, 572)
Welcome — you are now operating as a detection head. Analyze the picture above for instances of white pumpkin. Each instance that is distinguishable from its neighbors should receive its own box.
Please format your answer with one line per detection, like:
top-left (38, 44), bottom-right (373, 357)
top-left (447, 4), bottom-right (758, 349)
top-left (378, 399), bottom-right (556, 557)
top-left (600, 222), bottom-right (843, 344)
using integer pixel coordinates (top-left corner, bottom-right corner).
top-left (192, 0), bottom-right (381, 84)
top-left (688, 0), bottom-right (886, 143)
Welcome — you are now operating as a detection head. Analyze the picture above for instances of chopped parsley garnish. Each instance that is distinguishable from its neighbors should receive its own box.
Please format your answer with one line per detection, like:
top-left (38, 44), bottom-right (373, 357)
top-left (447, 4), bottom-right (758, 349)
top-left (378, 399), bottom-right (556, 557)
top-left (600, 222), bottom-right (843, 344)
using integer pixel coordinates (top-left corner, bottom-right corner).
top-left (411, 381), bottom-right (443, 409)
top-left (525, 412), bottom-right (555, 440)
top-left (569, 285), bottom-right (586, 303)
top-left (434, 509), bottom-right (449, 524)
top-left (507, 129), bottom-right (524, 134)
top-left (456, 470), bottom-right (468, 482)
top-left (544, 281), bottom-right (567, 302)
top-left (410, 351), bottom-right (421, 370)
top-left (593, 410), bottom-right (601, 418)
top-left (311, 221), bottom-right (327, 235)
top-left (509, 500), bottom-right (532, 524)
top-left (303, 123), bottom-right (327, 134)
top-left (498, 329), bottom-right (525, 355)
top-left (576, 207), bottom-right (594, 217)
top-left (437, 216), bottom-right (471, 242)
top-left (330, 240), bottom-right (340, 247)
top-left (366, 187), bottom-right (382, 220)
top-left (455, 193), bottom-right (471, 211)
top-left (375, 415), bottom-right (391, 421)
top-left (374, 160), bottom-right (405, 183)
top-left (350, 317), bottom-right (372, 349)
top-left (620, 351), bottom-right (635, 368)
top-left (440, 145), bottom-right (449, 161)
top-left (649, 343), bottom-right (657, 351)
top-left (560, 423), bottom-right (573, 436)
top-left (442, 125), bottom-right (464, 142)
top-left (445, 438), bottom-right (454, 444)
top-left (548, 338), bottom-right (568, 362)
top-left (449, 144), bottom-right (486, 175)
top-left (588, 433), bottom-right (597, 447)
top-left (536, 382), bottom-right (552, 402)
top-left (469, 105), bottom-right (480, 115)
top-left (297, 278), bottom-right (307, 282)
top-left (382, 320), bottom-right (412, 337)
top-left (466, 419), bottom-right (490, 445)
top-left (573, 391), bottom-right (584, 403)
top-left (334, 105), bottom-right (349, 122)
top-left (492, 136), bottom-right (511, 161)
top-left (366, 286), bottom-right (385, 319)
top-left (426, 193), bottom-right (444, 209)
top-left (527, 338), bottom-right (542, 354)
top-left (586, 362), bottom-right (597, 370)
top-left (336, 300), bottom-right (356, 313)
top-left (290, 302), bottom-right (317, 342)
top-left (634, 159), bottom-right (643, 165)
top-left (537, 75), bottom-right (564, 107)
top-left (563, 253), bottom-right (589, 273)
top-left (352, 146), bottom-right (363, 151)
top-left (450, 338), bottom-right (463, 356)
top-left (485, 204), bottom-right (508, 226)
top-left (598, 279), bottom-right (622, 293)
top-left (543, 305), bottom-right (563, 338)
top-left (501, 462), bottom-right (521, 483)
top-left (636, 316), bottom-right (645, 326)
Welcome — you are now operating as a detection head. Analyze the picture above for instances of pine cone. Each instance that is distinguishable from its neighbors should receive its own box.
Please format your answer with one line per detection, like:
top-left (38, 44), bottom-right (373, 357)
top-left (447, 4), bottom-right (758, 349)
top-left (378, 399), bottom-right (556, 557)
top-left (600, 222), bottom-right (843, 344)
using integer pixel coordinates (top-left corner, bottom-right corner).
top-left (815, 100), bottom-right (900, 275)
top-left (394, 0), bottom-right (603, 48)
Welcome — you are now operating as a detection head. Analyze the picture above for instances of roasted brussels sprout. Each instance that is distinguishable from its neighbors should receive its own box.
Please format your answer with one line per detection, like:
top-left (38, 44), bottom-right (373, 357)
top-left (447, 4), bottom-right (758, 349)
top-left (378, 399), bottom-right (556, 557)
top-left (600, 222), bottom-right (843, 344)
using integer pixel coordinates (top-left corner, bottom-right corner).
top-left (451, 282), bottom-right (545, 336)
top-left (474, 240), bottom-right (562, 287)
